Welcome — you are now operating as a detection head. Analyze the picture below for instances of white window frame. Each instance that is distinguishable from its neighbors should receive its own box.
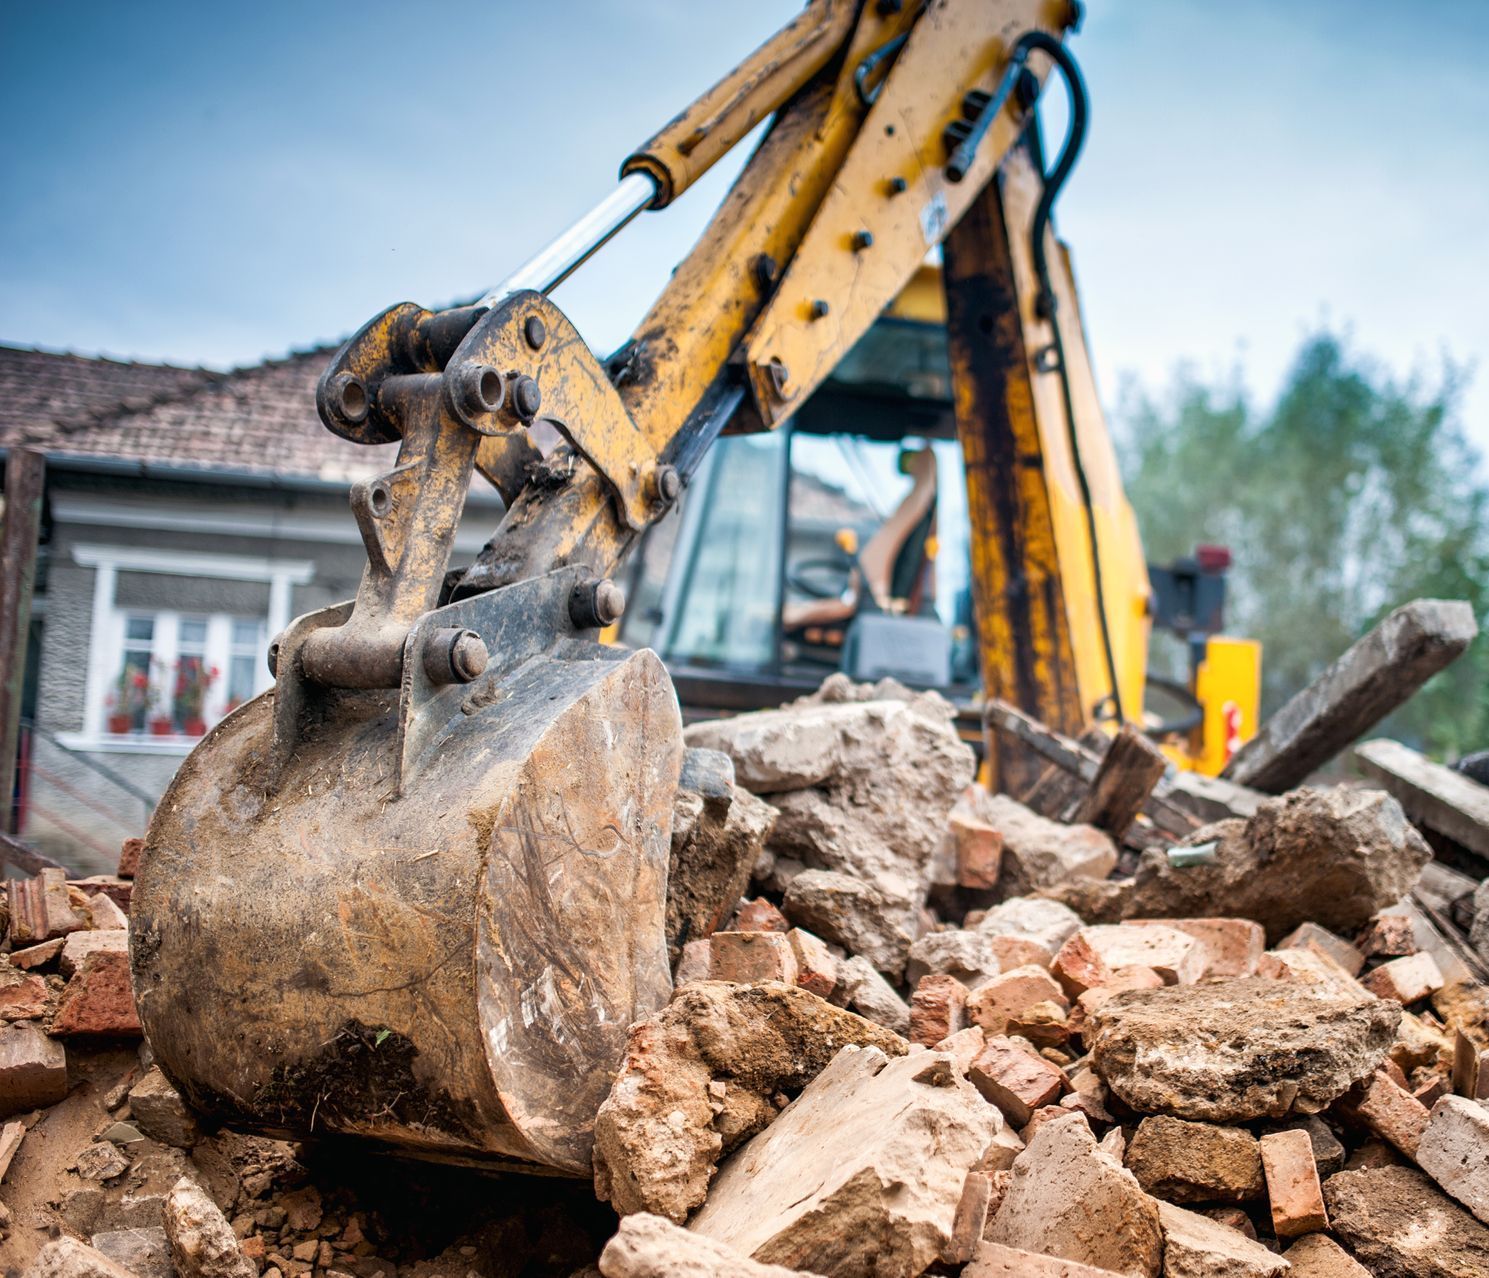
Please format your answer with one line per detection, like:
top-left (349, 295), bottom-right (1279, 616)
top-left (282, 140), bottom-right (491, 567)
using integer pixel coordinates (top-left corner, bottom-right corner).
top-left (60, 544), bottom-right (314, 754)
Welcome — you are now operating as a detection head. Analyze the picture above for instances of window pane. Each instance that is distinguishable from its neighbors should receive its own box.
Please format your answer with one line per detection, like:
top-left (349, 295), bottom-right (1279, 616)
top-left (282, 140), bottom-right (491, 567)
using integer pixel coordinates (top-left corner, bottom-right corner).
top-left (227, 654), bottom-right (256, 709)
top-left (110, 650), bottom-right (153, 733)
top-left (125, 615), bottom-right (154, 642)
top-left (173, 654), bottom-right (215, 731)
top-left (179, 618), bottom-right (208, 649)
top-left (231, 618), bottom-right (261, 649)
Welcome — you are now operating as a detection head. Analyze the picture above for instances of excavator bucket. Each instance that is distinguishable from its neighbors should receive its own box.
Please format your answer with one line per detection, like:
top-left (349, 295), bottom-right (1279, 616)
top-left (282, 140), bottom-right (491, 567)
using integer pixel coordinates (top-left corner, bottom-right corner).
top-left (128, 297), bottom-right (685, 1175)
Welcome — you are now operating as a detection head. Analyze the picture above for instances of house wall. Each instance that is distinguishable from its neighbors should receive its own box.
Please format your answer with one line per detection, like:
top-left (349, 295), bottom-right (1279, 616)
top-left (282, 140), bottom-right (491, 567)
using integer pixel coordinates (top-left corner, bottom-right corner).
top-left (22, 470), bottom-right (503, 874)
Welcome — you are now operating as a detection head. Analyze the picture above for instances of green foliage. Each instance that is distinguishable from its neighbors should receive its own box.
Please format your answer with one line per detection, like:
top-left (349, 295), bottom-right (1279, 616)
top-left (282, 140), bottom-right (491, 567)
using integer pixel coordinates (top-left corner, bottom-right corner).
top-left (1117, 332), bottom-right (1489, 759)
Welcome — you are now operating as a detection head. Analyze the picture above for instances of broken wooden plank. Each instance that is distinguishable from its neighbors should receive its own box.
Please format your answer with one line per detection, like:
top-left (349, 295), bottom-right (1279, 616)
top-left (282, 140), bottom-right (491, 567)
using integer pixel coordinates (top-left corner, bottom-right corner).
top-left (1355, 737), bottom-right (1489, 860)
top-left (0, 447), bottom-right (44, 823)
top-left (983, 700), bottom-right (1200, 840)
top-left (1074, 725), bottom-right (1169, 838)
top-left (1222, 599), bottom-right (1477, 793)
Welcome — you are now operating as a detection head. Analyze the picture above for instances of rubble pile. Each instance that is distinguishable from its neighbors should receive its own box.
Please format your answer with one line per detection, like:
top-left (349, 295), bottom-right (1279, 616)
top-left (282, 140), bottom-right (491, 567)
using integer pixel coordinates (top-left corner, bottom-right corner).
top-left (8, 677), bottom-right (1489, 1278)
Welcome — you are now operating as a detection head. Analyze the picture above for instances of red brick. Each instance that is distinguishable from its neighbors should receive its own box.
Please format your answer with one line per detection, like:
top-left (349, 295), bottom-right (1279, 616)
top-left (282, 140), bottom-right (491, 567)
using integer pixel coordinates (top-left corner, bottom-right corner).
top-left (117, 838), bottom-right (144, 878)
top-left (1050, 933), bottom-right (1113, 999)
top-left (49, 950), bottom-right (142, 1037)
top-left (785, 928), bottom-right (837, 1000)
top-left (966, 966), bottom-right (1066, 1036)
top-left (967, 1035), bottom-right (1067, 1126)
top-left (910, 973), bottom-right (968, 1047)
top-left (1361, 952), bottom-right (1444, 1005)
top-left (1259, 1128), bottom-right (1329, 1238)
top-left (950, 814), bottom-right (1003, 891)
top-left (1337, 1070), bottom-right (1431, 1158)
top-left (732, 898), bottom-right (787, 933)
top-left (704, 932), bottom-right (798, 985)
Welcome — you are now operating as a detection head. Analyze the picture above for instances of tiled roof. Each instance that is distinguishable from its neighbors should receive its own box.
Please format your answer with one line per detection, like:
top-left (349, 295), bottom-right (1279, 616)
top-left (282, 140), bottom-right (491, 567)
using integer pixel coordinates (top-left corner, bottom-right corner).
top-left (0, 343), bottom-right (399, 483)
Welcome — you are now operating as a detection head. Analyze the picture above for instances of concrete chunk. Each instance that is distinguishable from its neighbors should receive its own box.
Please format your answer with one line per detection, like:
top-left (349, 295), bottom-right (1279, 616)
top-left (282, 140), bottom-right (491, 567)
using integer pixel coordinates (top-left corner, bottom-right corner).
top-left (781, 869), bottom-right (913, 978)
top-left (90, 1229), bottom-right (172, 1278)
top-left (965, 1242), bottom-right (1127, 1276)
top-left (978, 896), bottom-right (1084, 953)
top-left (1324, 1164), bottom-right (1489, 1277)
top-left (164, 1176), bottom-right (255, 1278)
top-left (1089, 978), bottom-right (1399, 1121)
top-left (128, 1066), bottom-right (202, 1148)
top-left (690, 1046), bottom-right (1001, 1276)
top-left (1157, 1201), bottom-right (1289, 1277)
top-left (22, 1237), bottom-right (140, 1278)
top-left (1076, 924), bottom-right (1206, 986)
top-left (592, 981), bottom-right (904, 1223)
top-left (986, 1109), bottom-right (1162, 1278)
top-left (597, 1213), bottom-right (826, 1278)
top-left (835, 955), bottom-right (911, 1036)
top-left (1282, 1234), bottom-right (1370, 1277)
top-left (981, 795), bottom-right (1117, 894)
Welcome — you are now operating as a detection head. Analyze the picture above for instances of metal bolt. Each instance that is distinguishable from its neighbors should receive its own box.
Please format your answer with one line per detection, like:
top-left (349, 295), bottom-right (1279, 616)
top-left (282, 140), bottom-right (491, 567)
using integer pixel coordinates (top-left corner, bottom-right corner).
top-left (510, 375), bottom-right (542, 423)
top-left (751, 252), bottom-right (779, 290)
top-left (570, 578), bottom-right (626, 630)
top-left (649, 464), bottom-right (681, 507)
top-left (523, 315), bottom-right (547, 350)
top-left (448, 362), bottom-right (505, 425)
top-left (329, 373), bottom-right (369, 425)
top-left (766, 358), bottom-right (792, 399)
top-left (886, 176), bottom-right (908, 195)
top-left (422, 627), bottom-right (490, 685)
top-left (266, 639), bottom-right (282, 677)
top-left (810, 299), bottom-right (830, 320)
top-left (851, 230), bottom-right (874, 252)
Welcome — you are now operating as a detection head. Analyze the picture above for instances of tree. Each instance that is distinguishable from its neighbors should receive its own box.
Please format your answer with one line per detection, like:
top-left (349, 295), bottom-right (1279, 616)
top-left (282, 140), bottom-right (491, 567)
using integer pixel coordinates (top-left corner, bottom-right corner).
top-left (1117, 332), bottom-right (1489, 760)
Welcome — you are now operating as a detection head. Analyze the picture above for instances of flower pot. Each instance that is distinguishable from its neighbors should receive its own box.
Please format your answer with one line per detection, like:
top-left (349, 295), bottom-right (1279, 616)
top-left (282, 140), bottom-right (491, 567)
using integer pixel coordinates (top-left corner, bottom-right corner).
top-left (107, 714), bottom-right (134, 735)
top-left (148, 718), bottom-right (175, 737)
top-left (184, 718), bottom-right (207, 737)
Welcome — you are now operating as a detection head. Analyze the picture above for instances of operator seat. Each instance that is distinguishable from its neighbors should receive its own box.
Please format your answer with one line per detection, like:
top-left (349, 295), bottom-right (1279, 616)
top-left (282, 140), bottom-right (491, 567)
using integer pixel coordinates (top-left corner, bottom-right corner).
top-left (782, 447), bottom-right (938, 636)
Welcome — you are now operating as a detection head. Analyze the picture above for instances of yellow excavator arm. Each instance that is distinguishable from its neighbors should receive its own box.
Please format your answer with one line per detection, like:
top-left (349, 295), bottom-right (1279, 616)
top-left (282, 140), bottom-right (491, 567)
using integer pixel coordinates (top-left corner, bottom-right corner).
top-left (128, 0), bottom-right (1254, 1176)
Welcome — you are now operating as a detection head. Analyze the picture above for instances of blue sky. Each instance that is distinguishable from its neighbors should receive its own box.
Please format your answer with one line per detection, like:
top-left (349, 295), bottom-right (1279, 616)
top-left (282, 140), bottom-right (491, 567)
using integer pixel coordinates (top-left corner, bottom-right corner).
top-left (3, 1), bottom-right (1487, 448)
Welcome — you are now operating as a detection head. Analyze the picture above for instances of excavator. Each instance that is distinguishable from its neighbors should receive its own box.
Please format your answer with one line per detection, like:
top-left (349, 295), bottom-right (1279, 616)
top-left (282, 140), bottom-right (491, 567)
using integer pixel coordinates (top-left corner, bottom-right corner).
top-left (130, 0), bottom-right (1260, 1179)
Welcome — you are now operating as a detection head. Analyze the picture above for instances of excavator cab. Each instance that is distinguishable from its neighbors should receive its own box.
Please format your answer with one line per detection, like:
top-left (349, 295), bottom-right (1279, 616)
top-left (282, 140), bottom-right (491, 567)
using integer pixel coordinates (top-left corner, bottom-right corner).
top-left (619, 287), bottom-right (983, 722)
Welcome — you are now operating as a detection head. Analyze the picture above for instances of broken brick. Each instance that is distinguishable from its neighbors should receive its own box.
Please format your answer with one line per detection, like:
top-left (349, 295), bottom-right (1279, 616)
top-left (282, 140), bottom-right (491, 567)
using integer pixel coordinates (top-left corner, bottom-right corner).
top-left (1279, 922), bottom-right (1365, 976)
top-left (1049, 932), bottom-right (1112, 999)
top-left (7, 868), bottom-right (88, 946)
top-left (0, 967), bottom-right (49, 1020)
top-left (732, 899), bottom-right (788, 933)
top-left (950, 813), bottom-right (1003, 890)
top-left (1124, 1115), bottom-right (1264, 1203)
top-left (965, 965), bottom-right (1067, 1036)
top-left (1336, 1070), bottom-right (1431, 1158)
top-left (784, 928), bottom-right (836, 1000)
top-left (10, 938), bottom-right (64, 970)
top-left (967, 1035), bottom-right (1066, 1126)
top-left (117, 838), bottom-right (144, 879)
top-left (909, 973), bottom-right (968, 1047)
top-left (50, 950), bottom-right (142, 1038)
top-left (60, 930), bottom-right (129, 979)
top-left (1454, 1029), bottom-right (1489, 1100)
top-left (1356, 914), bottom-right (1417, 960)
top-left (946, 1170), bottom-right (992, 1264)
top-left (704, 932), bottom-right (799, 985)
top-left (1259, 1127), bottom-right (1329, 1238)
top-left (1361, 951), bottom-right (1444, 1005)
top-left (0, 1020), bottom-right (68, 1115)
top-left (1080, 923), bottom-right (1206, 985)
top-left (1143, 917), bottom-right (1266, 978)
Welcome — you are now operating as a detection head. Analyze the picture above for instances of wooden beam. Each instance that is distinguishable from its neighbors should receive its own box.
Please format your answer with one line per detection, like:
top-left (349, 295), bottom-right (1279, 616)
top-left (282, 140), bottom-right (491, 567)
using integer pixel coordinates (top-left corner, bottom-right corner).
top-left (1074, 725), bottom-right (1169, 838)
top-left (0, 829), bottom-right (65, 877)
top-left (0, 448), bottom-right (44, 830)
top-left (1223, 599), bottom-right (1477, 793)
top-left (1355, 737), bottom-right (1489, 860)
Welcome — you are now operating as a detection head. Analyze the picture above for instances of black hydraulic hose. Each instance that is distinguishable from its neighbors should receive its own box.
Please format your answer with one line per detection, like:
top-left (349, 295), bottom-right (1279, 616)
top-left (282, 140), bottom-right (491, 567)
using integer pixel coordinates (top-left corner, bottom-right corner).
top-left (1020, 33), bottom-right (1126, 724)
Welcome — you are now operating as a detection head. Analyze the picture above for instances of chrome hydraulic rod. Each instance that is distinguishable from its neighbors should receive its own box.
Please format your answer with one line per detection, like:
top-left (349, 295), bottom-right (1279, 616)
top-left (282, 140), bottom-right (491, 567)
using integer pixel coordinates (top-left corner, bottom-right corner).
top-left (477, 172), bottom-right (660, 306)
